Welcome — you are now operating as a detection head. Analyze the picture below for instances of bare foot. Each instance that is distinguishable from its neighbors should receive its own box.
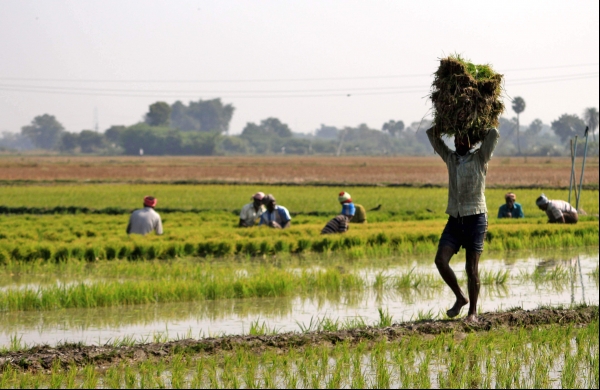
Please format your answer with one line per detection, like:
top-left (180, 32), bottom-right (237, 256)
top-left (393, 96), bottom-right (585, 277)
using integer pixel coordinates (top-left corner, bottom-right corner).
top-left (465, 314), bottom-right (478, 323)
top-left (446, 298), bottom-right (468, 318)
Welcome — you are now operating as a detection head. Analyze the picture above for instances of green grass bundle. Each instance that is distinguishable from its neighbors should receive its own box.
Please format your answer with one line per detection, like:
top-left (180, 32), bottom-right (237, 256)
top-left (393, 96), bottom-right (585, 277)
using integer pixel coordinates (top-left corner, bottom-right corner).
top-left (431, 55), bottom-right (504, 140)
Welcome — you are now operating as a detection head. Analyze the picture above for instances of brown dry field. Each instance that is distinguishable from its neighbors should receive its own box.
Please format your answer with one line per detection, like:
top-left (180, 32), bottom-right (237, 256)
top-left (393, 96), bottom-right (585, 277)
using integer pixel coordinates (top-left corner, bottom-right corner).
top-left (0, 155), bottom-right (598, 187)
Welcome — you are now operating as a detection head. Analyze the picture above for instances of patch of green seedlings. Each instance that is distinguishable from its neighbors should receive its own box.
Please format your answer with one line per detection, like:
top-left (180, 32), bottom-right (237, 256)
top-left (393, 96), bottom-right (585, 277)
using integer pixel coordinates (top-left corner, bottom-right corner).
top-left (1, 321), bottom-right (597, 389)
top-left (2, 184), bottom-right (597, 220)
top-left (0, 186), bottom-right (598, 265)
top-left (0, 255), bottom-right (588, 312)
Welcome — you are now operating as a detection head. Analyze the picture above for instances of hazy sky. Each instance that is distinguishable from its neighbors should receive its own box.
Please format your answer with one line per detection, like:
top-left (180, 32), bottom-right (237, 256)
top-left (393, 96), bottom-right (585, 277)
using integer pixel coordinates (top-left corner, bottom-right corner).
top-left (1, 0), bottom-right (598, 135)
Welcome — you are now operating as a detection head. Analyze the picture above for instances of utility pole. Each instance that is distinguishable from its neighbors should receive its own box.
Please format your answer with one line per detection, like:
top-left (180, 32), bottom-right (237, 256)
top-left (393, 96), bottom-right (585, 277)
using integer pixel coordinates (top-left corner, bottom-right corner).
top-left (94, 107), bottom-right (99, 132)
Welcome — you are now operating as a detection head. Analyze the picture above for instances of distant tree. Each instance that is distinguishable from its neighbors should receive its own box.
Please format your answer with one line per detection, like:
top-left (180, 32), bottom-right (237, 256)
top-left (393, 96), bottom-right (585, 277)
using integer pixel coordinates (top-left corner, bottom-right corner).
top-left (170, 98), bottom-right (235, 133)
top-left (21, 114), bottom-right (65, 149)
top-left (78, 130), bottom-right (105, 153)
top-left (104, 125), bottom-right (126, 145)
top-left (382, 120), bottom-right (404, 137)
top-left (583, 107), bottom-right (598, 142)
top-left (511, 97), bottom-right (526, 155)
top-left (58, 132), bottom-right (79, 153)
top-left (0, 131), bottom-right (35, 151)
top-left (526, 118), bottom-right (543, 137)
top-left (241, 117), bottom-right (292, 138)
top-left (551, 114), bottom-right (586, 143)
top-left (145, 102), bottom-right (171, 126)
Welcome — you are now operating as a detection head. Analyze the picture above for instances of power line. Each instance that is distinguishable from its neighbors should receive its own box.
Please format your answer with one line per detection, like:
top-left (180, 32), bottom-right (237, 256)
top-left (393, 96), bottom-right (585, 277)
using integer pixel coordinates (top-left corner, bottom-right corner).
top-left (0, 74), bottom-right (596, 99)
top-left (0, 72), bottom-right (596, 96)
top-left (0, 63), bottom-right (597, 84)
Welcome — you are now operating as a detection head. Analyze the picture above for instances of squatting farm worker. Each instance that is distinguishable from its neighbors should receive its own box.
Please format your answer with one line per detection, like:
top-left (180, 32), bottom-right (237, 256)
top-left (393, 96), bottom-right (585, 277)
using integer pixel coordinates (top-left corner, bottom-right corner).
top-left (536, 194), bottom-right (578, 224)
top-left (497, 192), bottom-right (524, 218)
top-left (321, 191), bottom-right (355, 234)
top-left (258, 194), bottom-right (291, 229)
top-left (126, 196), bottom-right (164, 235)
top-left (239, 192), bottom-right (266, 227)
top-left (427, 126), bottom-right (499, 322)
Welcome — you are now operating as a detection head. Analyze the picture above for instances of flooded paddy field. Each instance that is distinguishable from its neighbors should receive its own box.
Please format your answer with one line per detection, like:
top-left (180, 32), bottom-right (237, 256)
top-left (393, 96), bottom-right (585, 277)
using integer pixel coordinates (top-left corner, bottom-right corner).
top-left (1, 247), bottom-right (597, 349)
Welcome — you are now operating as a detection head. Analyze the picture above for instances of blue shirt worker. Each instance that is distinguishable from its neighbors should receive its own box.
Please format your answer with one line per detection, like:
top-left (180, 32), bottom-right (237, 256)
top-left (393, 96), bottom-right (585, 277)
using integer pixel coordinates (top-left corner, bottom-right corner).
top-left (321, 191), bottom-right (355, 234)
top-left (497, 192), bottom-right (524, 218)
top-left (259, 194), bottom-right (292, 229)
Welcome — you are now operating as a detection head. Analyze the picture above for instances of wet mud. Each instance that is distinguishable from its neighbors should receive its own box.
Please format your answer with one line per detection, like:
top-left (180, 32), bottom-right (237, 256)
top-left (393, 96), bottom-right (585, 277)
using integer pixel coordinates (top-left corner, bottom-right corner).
top-left (2, 305), bottom-right (597, 372)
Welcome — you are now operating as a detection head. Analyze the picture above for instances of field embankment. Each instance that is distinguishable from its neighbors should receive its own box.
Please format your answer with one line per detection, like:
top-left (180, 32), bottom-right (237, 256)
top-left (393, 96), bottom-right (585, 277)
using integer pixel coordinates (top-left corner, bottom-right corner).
top-left (1, 305), bottom-right (597, 372)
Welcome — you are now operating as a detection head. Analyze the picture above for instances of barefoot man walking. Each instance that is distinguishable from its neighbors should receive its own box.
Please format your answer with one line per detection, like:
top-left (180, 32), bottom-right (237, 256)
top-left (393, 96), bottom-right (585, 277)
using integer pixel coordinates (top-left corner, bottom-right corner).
top-left (427, 126), bottom-right (499, 322)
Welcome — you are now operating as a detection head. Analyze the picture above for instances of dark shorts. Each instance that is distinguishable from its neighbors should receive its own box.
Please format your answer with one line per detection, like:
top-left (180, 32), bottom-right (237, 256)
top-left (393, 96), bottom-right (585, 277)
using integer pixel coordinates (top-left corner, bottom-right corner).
top-left (439, 213), bottom-right (488, 254)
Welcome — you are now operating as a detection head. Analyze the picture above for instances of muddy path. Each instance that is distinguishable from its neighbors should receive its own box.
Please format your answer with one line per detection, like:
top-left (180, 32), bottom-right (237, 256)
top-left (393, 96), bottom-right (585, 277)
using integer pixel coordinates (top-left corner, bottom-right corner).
top-left (2, 306), bottom-right (597, 372)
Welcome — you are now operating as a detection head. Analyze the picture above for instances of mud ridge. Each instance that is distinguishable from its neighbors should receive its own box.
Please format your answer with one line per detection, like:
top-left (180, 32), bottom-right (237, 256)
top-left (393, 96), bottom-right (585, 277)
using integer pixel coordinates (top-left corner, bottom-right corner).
top-left (1, 306), bottom-right (597, 372)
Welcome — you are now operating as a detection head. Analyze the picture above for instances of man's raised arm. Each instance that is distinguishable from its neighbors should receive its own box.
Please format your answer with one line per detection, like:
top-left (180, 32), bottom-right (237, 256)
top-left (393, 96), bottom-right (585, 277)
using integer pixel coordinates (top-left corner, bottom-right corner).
top-left (478, 128), bottom-right (500, 163)
top-left (426, 126), bottom-right (451, 162)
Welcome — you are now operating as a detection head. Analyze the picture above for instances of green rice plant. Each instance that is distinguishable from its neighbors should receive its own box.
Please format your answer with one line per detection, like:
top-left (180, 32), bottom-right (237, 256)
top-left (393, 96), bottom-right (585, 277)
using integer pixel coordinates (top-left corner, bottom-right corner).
top-left (65, 365), bottom-right (77, 389)
top-left (103, 366), bottom-right (122, 389)
top-left (413, 308), bottom-right (436, 321)
top-left (479, 269), bottom-right (509, 285)
top-left (376, 307), bottom-right (393, 327)
top-left (248, 319), bottom-right (281, 336)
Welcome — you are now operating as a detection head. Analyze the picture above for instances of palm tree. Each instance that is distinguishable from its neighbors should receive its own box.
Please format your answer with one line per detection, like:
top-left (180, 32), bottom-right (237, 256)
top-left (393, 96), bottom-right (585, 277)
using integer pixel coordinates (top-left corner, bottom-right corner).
top-left (511, 97), bottom-right (526, 155)
top-left (583, 107), bottom-right (599, 142)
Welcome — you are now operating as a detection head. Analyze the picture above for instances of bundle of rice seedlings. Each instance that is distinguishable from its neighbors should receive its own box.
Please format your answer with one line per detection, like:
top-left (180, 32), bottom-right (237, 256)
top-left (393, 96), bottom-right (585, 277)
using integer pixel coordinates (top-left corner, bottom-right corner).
top-left (430, 54), bottom-right (504, 141)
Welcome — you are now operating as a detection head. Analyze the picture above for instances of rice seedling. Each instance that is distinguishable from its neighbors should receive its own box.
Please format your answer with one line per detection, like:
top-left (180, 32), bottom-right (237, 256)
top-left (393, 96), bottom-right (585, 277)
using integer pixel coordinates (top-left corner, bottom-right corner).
top-left (248, 319), bottom-right (281, 336)
top-left (479, 269), bottom-right (509, 285)
top-left (376, 307), bottom-right (393, 327)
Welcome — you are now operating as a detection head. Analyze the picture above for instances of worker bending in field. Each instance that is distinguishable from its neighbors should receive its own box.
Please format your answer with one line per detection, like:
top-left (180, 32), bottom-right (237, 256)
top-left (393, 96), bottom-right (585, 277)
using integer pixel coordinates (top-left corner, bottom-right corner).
top-left (127, 196), bottom-right (163, 235)
top-left (239, 192), bottom-right (266, 227)
top-left (497, 192), bottom-right (524, 218)
top-left (351, 203), bottom-right (367, 223)
top-left (427, 126), bottom-right (499, 322)
top-left (258, 194), bottom-right (291, 229)
top-left (321, 191), bottom-right (355, 234)
top-left (536, 194), bottom-right (578, 224)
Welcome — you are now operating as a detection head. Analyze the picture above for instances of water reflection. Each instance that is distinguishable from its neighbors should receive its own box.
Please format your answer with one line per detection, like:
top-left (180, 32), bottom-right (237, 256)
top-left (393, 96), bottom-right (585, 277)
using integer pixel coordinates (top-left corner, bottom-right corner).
top-left (1, 247), bottom-right (598, 348)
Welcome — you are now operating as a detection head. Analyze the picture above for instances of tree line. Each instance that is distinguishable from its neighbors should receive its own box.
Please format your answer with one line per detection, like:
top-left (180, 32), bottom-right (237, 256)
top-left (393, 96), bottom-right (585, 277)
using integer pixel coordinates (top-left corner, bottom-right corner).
top-left (1, 97), bottom-right (598, 156)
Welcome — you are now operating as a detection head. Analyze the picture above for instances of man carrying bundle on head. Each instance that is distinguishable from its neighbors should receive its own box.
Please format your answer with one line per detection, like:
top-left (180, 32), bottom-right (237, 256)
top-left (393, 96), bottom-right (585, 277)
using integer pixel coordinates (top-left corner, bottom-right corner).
top-left (127, 196), bottom-right (164, 236)
top-left (536, 194), bottom-right (578, 224)
top-left (321, 191), bottom-right (355, 234)
top-left (427, 55), bottom-right (502, 322)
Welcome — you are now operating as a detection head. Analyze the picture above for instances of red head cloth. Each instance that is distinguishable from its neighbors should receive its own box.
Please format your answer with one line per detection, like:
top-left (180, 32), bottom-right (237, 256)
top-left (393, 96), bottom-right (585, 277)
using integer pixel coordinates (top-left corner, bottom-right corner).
top-left (338, 191), bottom-right (352, 203)
top-left (144, 196), bottom-right (157, 207)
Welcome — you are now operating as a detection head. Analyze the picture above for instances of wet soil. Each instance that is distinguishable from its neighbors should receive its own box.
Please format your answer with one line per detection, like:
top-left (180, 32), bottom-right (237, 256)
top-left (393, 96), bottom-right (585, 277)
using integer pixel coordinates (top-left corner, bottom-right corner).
top-left (1, 305), bottom-right (597, 372)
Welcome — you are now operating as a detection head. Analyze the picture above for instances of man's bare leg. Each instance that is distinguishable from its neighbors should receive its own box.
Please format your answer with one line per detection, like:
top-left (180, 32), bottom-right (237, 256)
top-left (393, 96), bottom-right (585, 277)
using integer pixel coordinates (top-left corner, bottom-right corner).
top-left (465, 250), bottom-right (481, 322)
top-left (435, 246), bottom-right (468, 318)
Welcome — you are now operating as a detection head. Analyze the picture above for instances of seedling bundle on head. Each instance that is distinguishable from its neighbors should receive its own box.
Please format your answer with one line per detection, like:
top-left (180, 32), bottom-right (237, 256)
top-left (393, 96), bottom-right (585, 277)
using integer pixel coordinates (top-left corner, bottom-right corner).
top-left (430, 54), bottom-right (504, 142)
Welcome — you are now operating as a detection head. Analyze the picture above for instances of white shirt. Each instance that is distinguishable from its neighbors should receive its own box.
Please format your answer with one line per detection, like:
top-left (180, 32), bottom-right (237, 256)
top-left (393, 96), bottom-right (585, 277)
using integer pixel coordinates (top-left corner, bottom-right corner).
top-left (546, 200), bottom-right (576, 220)
top-left (127, 207), bottom-right (163, 235)
top-left (239, 202), bottom-right (265, 226)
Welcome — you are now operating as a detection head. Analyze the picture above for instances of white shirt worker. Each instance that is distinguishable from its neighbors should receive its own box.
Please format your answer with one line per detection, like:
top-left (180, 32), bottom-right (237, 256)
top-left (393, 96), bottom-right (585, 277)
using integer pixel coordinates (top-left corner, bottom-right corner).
top-left (127, 207), bottom-right (163, 235)
top-left (546, 200), bottom-right (576, 221)
top-left (239, 202), bottom-right (266, 227)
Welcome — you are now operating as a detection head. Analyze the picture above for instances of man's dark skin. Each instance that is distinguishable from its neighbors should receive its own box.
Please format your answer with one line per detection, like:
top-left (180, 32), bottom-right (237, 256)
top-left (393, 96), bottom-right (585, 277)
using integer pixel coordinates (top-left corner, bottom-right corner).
top-left (238, 198), bottom-right (263, 227)
top-left (504, 196), bottom-right (515, 218)
top-left (264, 199), bottom-right (291, 229)
top-left (434, 132), bottom-right (481, 322)
top-left (537, 203), bottom-right (567, 224)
